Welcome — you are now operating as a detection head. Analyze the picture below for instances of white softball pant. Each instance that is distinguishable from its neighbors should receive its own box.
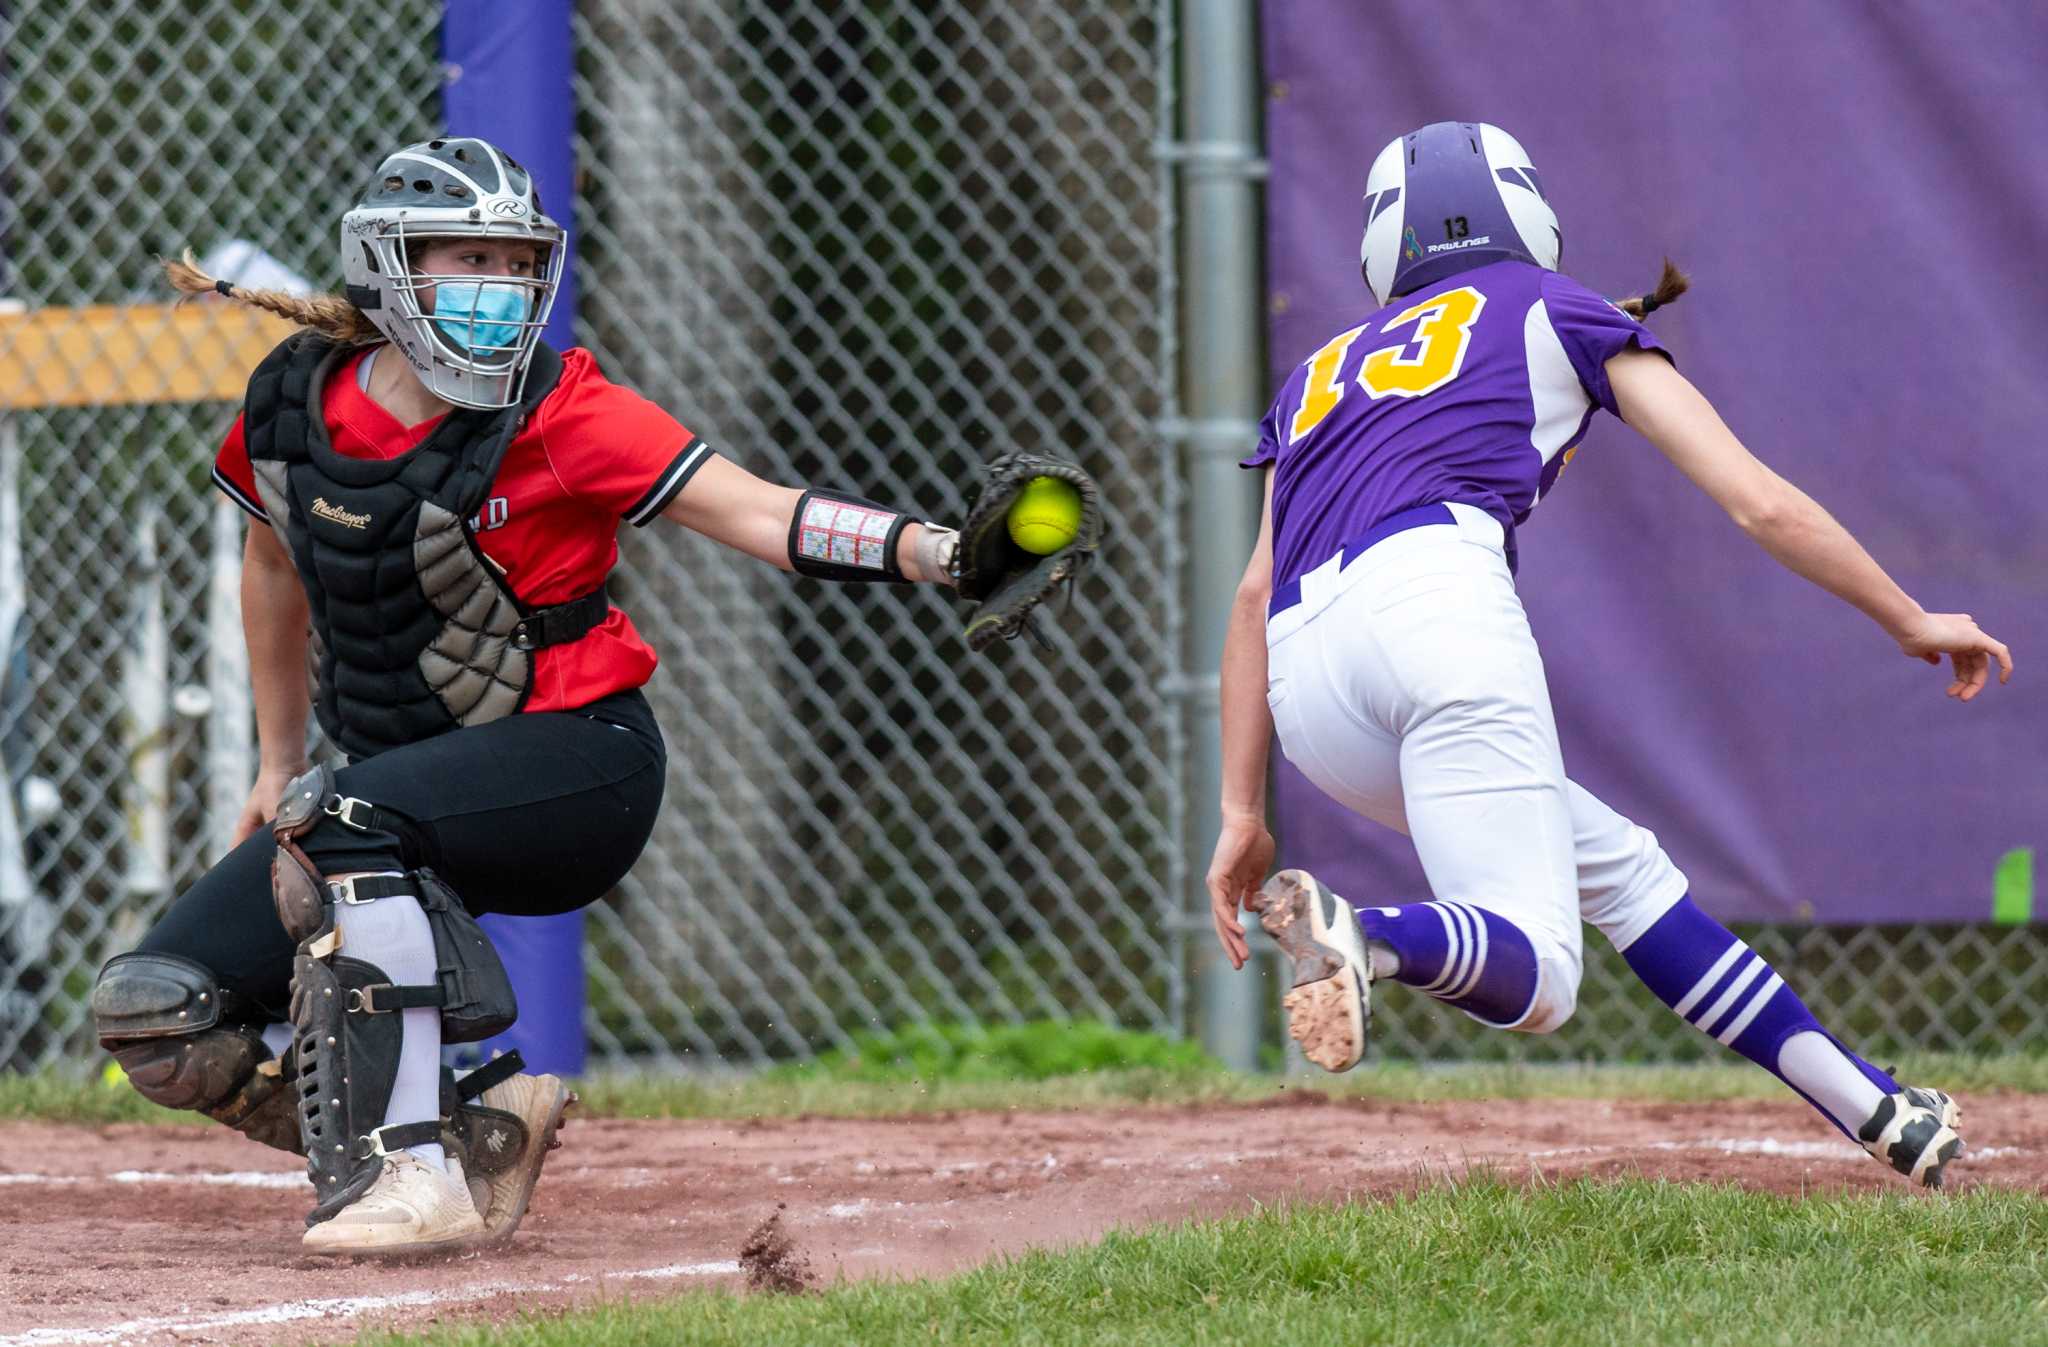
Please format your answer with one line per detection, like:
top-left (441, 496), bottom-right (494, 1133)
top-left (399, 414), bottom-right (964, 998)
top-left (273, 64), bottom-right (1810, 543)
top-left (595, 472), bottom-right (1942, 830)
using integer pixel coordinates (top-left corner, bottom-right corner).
top-left (1265, 503), bottom-right (1689, 1032)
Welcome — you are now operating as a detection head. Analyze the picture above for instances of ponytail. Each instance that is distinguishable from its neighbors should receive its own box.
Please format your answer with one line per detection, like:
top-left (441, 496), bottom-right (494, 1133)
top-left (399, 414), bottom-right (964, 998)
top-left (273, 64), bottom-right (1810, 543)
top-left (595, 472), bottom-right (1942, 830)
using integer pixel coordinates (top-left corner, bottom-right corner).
top-left (1615, 258), bottom-right (1689, 320)
top-left (161, 249), bottom-right (382, 345)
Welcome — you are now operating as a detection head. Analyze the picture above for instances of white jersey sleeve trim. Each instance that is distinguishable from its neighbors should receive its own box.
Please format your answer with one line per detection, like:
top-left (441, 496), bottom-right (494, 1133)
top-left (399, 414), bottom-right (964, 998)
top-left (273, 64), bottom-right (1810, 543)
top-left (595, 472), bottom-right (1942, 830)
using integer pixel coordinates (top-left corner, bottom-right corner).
top-left (1522, 298), bottom-right (1593, 467)
top-left (625, 440), bottom-right (714, 527)
top-left (211, 465), bottom-right (270, 523)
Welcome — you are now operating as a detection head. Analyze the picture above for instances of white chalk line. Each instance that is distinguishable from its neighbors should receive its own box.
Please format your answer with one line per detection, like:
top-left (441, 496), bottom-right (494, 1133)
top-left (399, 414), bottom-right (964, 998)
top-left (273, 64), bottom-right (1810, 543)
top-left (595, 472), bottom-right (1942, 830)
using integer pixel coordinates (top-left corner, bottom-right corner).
top-left (1528, 1137), bottom-right (2022, 1161)
top-left (0, 1260), bottom-right (742, 1347)
top-left (0, 1170), bottom-right (304, 1190)
top-left (6, 1131), bottom-right (2006, 1194)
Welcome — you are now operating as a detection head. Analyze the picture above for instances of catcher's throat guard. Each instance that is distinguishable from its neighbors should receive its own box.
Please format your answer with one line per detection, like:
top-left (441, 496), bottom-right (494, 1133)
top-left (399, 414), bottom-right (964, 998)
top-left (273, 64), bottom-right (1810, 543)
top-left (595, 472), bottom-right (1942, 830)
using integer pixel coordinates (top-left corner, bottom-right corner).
top-left (953, 453), bottom-right (1104, 651)
top-left (271, 764), bottom-right (517, 1220)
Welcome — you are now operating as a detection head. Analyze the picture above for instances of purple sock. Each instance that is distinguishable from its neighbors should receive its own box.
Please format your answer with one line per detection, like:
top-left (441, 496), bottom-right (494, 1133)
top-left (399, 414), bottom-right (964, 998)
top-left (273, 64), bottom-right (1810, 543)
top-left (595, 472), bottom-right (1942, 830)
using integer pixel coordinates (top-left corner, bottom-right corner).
top-left (1621, 895), bottom-right (1898, 1137)
top-left (1356, 901), bottom-right (1539, 1027)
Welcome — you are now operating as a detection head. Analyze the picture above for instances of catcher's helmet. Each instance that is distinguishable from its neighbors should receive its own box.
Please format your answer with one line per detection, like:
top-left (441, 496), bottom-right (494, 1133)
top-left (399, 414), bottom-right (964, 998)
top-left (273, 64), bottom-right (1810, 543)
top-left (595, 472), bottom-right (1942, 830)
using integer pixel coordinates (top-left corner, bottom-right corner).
top-left (339, 137), bottom-right (565, 410)
top-left (1359, 121), bottom-right (1560, 307)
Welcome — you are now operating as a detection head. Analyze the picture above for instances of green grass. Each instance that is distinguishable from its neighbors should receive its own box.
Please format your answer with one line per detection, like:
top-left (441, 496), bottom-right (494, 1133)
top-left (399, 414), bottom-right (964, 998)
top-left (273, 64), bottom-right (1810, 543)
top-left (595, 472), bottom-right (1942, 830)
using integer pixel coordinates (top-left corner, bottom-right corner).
top-left (0, 1067), bottom-right (205, 1126)
top-left (579, 1051), bottom-right (2048, 1120)
top-left (18, 1049), bottom-right (2048, 1127)
top-left (358, 1178), bottom-right (2048, 1346)
top-left (762, 1019), bottom-right (1222, 1083)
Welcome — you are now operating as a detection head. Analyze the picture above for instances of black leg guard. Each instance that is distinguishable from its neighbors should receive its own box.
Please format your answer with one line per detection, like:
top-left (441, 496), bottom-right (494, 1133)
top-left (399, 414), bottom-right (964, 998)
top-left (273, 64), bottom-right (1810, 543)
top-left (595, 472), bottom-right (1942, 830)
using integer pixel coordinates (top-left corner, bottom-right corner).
top-left (270, 765), bottom-right (520, 1224)
top-left (91, 951), bottom-right (302, 1153)
top-left (273, 766), bottom-right (518, 1044)
top-left (288, 948), bottom-right (423, 1220)
top-left (272, 771), bottom-right (419, 1222)
top-left (414, 869), bottom-right (518, 1044)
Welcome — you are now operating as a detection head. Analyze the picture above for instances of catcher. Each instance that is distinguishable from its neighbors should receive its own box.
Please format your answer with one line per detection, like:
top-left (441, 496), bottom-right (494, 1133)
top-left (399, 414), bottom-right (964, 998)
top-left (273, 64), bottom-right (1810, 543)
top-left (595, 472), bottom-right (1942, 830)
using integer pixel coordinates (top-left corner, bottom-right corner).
top-left (90, 136), bottom-right (1099, 1255)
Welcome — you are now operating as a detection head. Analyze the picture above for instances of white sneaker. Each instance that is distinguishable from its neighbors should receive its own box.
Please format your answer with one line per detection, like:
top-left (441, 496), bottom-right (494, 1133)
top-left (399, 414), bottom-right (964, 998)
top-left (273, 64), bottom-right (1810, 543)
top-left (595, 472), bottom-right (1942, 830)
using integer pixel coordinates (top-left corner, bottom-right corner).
top-left (1250, 869), bottom-right (1373, 1072)
top-left (303, 1151), bottom-right (486, 1255)
top-left (1858, 1085), bottom-right (1963, 1188)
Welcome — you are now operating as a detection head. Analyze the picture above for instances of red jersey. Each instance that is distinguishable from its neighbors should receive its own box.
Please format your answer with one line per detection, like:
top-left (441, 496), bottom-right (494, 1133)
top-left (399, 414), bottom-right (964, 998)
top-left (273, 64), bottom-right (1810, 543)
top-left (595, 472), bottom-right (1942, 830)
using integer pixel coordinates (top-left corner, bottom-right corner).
top-left (212, 346), bottom-right (710, 713)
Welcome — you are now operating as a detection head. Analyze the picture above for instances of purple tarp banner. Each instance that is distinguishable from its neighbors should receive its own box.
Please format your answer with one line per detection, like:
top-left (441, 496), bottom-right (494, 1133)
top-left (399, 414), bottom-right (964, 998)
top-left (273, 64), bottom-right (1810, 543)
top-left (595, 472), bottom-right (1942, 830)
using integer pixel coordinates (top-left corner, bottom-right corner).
top-left (1260, 2), bottom-right (2048, 924)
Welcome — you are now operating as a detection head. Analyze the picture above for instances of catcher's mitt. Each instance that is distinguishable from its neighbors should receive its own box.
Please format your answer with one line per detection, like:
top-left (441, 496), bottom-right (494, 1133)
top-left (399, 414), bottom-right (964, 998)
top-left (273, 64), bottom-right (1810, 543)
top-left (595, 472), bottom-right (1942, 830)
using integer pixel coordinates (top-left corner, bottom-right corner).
top-left (953, 452), bottom-right (1104, 651)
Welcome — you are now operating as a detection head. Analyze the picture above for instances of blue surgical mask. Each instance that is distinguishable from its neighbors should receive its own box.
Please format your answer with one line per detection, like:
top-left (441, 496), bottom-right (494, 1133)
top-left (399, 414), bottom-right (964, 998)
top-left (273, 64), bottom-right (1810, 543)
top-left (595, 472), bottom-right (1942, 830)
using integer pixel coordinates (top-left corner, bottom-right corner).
top-left (431, 280), bottom-right (530, 358)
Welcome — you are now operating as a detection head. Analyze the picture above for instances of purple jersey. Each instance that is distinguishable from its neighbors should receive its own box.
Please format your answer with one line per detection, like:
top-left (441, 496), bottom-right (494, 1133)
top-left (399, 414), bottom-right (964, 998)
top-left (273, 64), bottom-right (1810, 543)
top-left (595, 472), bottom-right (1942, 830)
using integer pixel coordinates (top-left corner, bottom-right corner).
top-left (1245, 261), bottom-right (1666, 593)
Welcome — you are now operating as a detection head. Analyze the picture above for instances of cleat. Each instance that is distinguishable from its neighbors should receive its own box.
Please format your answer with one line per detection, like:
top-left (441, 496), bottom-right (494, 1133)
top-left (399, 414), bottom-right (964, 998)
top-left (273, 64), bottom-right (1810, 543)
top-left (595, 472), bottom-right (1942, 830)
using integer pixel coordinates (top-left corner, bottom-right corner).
top-left (1248, 869), bottom-right (1372, 1072)
top-left (466, 1072), bottom-right (573, 1243)
top-left (1858, 1085), bottom-right (1963, 1188)
top-left (303, 1151), bottom-right (484, 1255)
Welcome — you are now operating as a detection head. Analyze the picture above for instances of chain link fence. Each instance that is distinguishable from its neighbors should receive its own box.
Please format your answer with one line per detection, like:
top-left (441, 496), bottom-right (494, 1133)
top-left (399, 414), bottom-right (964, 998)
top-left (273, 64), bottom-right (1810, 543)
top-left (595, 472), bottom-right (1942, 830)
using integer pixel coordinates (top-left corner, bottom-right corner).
top-left (0, 0), bottom-right (1189, 1072)
top-left (0, 0), bottom-right (447, 1070)
top-left (0, 0), bottom-right (2039, 1075)
top-left (567, 0), bottom-right (1186, 1064)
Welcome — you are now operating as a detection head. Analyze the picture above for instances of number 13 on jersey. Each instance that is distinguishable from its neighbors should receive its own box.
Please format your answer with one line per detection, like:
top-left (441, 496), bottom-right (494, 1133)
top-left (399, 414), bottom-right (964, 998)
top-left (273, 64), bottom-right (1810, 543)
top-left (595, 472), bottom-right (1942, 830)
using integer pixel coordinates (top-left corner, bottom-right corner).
top-left (1286, 286), bottom-right (1487, 443)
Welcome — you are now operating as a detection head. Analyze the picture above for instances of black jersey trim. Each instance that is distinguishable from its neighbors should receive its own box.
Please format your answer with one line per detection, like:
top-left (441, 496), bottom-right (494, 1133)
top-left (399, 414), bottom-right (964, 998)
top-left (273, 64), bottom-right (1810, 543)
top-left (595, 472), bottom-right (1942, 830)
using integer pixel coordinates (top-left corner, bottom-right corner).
top-left (626, 440), bottom-right (714, 527)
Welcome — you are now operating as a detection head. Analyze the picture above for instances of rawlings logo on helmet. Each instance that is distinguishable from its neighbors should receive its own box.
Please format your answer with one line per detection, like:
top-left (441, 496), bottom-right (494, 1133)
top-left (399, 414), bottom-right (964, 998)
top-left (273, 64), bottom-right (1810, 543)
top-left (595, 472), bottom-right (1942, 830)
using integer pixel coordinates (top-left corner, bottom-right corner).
top-left (1360, 121), bottom-right (1561, 307)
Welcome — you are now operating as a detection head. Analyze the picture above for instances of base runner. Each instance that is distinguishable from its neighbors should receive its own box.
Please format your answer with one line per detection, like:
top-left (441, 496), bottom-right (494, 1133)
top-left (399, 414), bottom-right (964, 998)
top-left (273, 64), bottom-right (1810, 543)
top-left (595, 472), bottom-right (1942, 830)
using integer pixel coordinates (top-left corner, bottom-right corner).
top-left (1206, 121), bottom-right (2011, 1187)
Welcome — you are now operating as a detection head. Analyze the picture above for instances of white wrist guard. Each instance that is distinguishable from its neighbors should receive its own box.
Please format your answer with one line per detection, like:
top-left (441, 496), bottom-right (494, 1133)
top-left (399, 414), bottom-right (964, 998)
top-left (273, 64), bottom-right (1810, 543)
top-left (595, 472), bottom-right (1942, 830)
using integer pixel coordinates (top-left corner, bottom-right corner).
top-left (913, 524), bottom-right (959, 587)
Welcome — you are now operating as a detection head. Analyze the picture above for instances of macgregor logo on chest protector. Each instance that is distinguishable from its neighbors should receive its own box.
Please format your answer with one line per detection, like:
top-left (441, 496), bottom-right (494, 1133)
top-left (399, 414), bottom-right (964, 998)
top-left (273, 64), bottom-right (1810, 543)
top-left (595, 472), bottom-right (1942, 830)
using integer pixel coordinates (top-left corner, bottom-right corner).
top-left (310, 497), bottom-right (372, 530)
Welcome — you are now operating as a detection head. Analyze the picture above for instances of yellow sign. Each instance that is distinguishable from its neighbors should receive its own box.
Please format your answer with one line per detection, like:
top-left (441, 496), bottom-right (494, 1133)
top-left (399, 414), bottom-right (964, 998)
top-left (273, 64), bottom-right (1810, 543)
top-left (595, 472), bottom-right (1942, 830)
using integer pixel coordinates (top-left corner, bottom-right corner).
top-left (0, 303), bottom-right (296, 410)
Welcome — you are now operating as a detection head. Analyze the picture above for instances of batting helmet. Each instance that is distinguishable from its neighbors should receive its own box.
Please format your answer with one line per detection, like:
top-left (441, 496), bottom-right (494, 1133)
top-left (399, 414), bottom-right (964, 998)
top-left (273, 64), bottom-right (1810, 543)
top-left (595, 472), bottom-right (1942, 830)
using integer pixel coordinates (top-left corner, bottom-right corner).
top-left (1359, 121), bottom-right (1561, 307)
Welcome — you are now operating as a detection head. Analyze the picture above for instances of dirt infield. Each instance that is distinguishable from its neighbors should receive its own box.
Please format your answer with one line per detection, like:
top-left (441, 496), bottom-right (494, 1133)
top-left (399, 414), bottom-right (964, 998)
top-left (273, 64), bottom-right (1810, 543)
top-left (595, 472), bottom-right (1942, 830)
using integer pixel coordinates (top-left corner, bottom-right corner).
top-left (5, 1090), bottom-right (2047, 1346)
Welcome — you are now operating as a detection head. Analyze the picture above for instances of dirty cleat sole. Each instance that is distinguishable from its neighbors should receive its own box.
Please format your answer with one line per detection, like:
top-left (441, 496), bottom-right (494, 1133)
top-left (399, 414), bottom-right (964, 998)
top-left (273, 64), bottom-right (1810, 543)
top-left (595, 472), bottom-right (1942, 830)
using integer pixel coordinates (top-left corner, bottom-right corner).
top-left (1249, 869), bottom-right (1372, 1073)
top-left (1859, 1085), bottom-right (1963, 1188)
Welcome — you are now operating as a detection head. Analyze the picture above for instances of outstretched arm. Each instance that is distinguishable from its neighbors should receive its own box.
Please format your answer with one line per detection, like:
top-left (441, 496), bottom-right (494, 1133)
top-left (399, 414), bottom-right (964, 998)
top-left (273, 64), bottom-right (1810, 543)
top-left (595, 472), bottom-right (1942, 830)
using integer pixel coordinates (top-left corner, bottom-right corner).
top-left (660, 453), bottom-right (957, 584)
top-left (1205, 468), bottom-right (1278, 969)
top-left (1607, 348), bottom-right (2012, 700)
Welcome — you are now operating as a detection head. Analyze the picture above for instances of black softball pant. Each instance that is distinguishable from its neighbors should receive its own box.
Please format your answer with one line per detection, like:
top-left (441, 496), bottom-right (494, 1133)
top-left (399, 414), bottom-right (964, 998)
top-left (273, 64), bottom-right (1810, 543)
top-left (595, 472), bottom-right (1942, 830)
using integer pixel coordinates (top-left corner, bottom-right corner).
top-left (135, 688), bottom-right (666, 1021)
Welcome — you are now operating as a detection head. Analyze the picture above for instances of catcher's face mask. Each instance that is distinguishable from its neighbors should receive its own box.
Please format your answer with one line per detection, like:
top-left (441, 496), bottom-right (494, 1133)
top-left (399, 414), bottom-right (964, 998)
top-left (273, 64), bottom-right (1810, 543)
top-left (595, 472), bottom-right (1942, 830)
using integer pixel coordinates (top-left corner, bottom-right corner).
top-left (339, 137), bottom-right (565, 411)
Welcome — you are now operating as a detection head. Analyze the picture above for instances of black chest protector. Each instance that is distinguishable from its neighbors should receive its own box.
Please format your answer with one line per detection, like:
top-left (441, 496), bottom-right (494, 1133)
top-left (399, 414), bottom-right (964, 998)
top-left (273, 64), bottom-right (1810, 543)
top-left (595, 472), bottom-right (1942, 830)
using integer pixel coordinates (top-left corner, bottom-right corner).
top-left (242, 334), bottom-right (609, 760)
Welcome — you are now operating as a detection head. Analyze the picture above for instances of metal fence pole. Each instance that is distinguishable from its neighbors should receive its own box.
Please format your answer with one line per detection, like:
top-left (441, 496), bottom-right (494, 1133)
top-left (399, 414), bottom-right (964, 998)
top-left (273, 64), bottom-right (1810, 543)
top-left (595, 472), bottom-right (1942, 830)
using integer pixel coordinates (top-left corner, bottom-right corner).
top-left (1175, 0), bottom-right (1266, 1071)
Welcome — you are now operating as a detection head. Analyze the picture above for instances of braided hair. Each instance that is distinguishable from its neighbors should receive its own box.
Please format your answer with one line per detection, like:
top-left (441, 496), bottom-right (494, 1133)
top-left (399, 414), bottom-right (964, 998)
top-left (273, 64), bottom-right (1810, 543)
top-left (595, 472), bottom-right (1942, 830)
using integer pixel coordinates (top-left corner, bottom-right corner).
top-left (161, 249), bottom-right (380, 344)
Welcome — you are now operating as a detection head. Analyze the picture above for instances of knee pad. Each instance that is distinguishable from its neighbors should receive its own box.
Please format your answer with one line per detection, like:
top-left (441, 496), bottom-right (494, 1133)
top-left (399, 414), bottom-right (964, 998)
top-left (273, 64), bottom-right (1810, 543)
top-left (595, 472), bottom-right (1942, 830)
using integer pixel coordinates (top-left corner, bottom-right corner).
top-left (91, 952), bottom-right (301, 1152)
top-left (93, 951), bottom-right (253, 1110)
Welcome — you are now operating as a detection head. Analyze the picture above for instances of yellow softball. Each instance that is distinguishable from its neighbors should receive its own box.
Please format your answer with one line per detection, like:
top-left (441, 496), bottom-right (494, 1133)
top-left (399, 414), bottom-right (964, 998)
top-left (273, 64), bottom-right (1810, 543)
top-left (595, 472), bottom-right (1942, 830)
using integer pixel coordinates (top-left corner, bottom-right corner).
top-left (1007, 476), bottom-right (1082, 555)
